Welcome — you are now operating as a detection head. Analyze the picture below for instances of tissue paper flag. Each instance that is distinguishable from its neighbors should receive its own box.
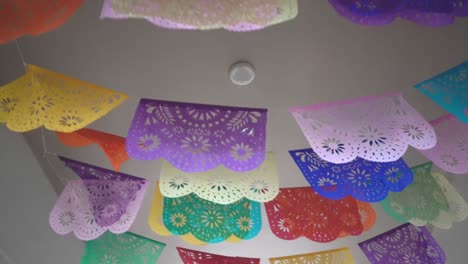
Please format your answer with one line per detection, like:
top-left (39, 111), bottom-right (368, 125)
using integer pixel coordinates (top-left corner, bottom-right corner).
top-left (418, 115), bottom-right (467, 174)
top-left (101, 0), bottom-right (298, 32)
top-left (269, 248), bottom-right (355, 264)
top-left (289, 148), bottom-right (413, 202)
top-left (159, 152), bottom-right (279, 204)
top-left (415, 61), bottom-right (468, 123)
top-left (329, 0), bottom-right (468, 27)
top-left (0, 65), bottom-right (127, 132)
top-left (0, 0), bottom-right (83, 43)
top-left (339, 201), bottom-right (376, 237)
top-left (126, 99), bottom-right (267, 172)
top-left (81, 232), bottom-right (165, 264)
top-left (290, 92), bottom-right (436, 164)
top-left (49, 157), bottom-right (148, 240)
top-left (149, 182), bottom-right (261, 244)
top-left (57, 128), bottom-right (129, 171)
top-left (265, 187), bottom-right (373, 242)
top-left (381, 162), bottom-right (468, 229)
top-left (359, 223), bottom-right (446, 264)
top-left (177, 247), bottom-right (260, 264)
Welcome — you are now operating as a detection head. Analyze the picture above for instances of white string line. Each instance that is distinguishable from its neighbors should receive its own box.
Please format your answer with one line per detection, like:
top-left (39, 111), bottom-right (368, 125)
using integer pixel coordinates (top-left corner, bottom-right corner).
top-left (14, 40), bottom-right (27, 72)
top-left (0, 248), bottom-right (16, 264)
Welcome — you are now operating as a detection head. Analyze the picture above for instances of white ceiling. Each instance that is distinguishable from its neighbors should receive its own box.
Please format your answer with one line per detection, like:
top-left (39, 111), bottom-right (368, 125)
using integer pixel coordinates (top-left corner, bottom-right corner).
top-left (0, 0), bottom-right (467, 263)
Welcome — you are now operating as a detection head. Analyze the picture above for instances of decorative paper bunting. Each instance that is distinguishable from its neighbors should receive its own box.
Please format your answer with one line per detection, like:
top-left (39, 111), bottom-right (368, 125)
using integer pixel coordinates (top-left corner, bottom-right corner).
top-left (160, 152), bottom-right (279, 204)
top-left (359, 223), bottom-right (446, 264)
top-left (339, 201), bottom-right (376, 237)
top-left (290, 92), bottom-right (436, 164)
top-left (81, 232), bottom-right (165, 264)
top-left (126, 99), bottom-right (267, 172)
top-left (270, 248), bottom-right (355, 264)
top-left (49, 157), bottom-right (148, 240)
top-left (381, 163), bottom-right (468, 229)
top-left (289, 148), bottom-right (413, 202)
top-left (177, 247), bottom-right (260, 264)
top-left (264, 187), bottom-right (373, 242)
top-left (0, 0), bottom-right (83, 43)
top-left (57, 128), bottom-right (129, 171)
top-left (101, 0), bottom-right (298, 32)
top-left (0, 65), bottom-right (127, 132)
top-left (418, 115), bottom-right (467, 174)
top-left (329, 0), bottom-right (468, 27)
top-left (149, 182), bottom-right (261, 244)
top-left (415, 61), bottom-right (468, 123)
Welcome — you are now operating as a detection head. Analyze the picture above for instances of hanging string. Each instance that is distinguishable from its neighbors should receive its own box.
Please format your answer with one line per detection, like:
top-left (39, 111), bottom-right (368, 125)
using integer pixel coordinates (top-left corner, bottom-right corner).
top-left (14, 40), bottom-right (70, 189)
top-left (0, 248), bottom-right (16, 264)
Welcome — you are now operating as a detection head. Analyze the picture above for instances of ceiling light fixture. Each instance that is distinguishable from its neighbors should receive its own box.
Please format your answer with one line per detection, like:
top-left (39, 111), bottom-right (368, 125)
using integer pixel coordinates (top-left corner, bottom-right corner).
top-left (229, 61), bottom-right (255, 86)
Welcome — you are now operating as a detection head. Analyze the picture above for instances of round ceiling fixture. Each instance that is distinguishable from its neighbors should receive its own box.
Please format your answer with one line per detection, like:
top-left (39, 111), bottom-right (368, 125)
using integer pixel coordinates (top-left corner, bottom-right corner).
top-left (229, 61), bottom-right (255, 86)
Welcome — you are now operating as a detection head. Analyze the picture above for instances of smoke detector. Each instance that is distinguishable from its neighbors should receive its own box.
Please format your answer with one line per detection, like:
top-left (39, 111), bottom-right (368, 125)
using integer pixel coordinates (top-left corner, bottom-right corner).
top-left (229, 61), bottom-right (255, 86)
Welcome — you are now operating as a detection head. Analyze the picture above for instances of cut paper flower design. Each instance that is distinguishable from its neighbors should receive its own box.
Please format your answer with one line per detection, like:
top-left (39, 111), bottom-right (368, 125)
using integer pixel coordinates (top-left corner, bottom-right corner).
top-left (81, 232), bottom-right (166, 264)
top-left (126, 99), bottom-right (267, 172)
top-left (149, 182), bottom-right (261, 244)
top-left (56, 128), bottom-right (129, 171)
top-left (418, 115), bottom-right (467, 174)
top-left (290, 92), bottom-right (436, 164)
top-left (101, 0), bottom-right (298, 32)
top-left (359, 224), bottom-right (446, 264)
top-left (177, 247), bottom-right (260, 264)
top-left (49, 157), bottom-right (148, 240)
top-left (381, 163), bottom-right (468, 229)
top-left (329, 0), bottom-right (468, 27)
top-left (0, 0), bottom-right (83, 43)
top-left (289, 148), bottom-right (413, 202)
top-left (0, 65), bottom-right (127, 132)
top-left (339, 201), bottom-right (376, 237)
top-left (265, 187), bottom-right (374, 242)
top-left (269, 248), bottom-right (355, 264)
top-left (415, 61), bottom-right (468, 123)
top-left (160, 152), bottom-right (279, 204)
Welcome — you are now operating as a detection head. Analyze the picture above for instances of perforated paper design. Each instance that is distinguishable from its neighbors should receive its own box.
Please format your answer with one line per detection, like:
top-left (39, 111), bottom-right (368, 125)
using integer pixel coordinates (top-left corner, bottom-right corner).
top-left (149, 182), bottom-right (261, 244)
top-left (101, 0), bottom-right (298, 32)
top-left (177, 247), bottom-right (260, 264)
top-left (0, 65), bottom-right (127, 132)
top-left (415, 62), bottom-right (467, 123)
top-left (418, 115), bottom-right (467, 174)
top-left (359, 224), bottom-right (446, 264)
top-left (264, 187), bottom-right (371, 242)
top-left (269, 248), bottom-right (355, 264)
top-left (57, 128), bottom-right (129, 171)
top-left (160, 152), bottom-right (279, 204)
top-left (127, 99), bottom-right (267, 172)
top-left (290, 92), bottom-right (436, 163)
top-left (381, 163), bottom-right (468, 229)
top-left (81, 232), bottom-right (165, 264)
top-left (329, 0), bottom-right (468, 27)
top-left (49, 157), bottom-right (148, 240)
top-left (290, 148), bottom-right (413, 202)
top-left (0, 0), bottom-right (83, 43)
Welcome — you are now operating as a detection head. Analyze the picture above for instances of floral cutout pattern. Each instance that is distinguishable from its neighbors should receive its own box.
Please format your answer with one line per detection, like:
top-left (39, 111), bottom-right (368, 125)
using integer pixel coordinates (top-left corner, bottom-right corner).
top-left (418, 115), bottom-right (468, 174)
top-left (159, 152), bottom-right (279, 204)
top-left (289, 148), bottom-right (413, 202)
top-left (381, 163), bottom-right (468, 229)
top-left (359, 224), bottom-right (446, 264)
top-left (101, 0), bottom-right (298, 32)
top-left (269, 248), bottom-right (355, 264)
top-left (126, 99), bottom-right (267, 172)
top-left (0, 65), bottom-right (127, 132)
top-left (290, 92), bottom-right (436, 164)
top-left (0, 1), bottom-right (83, 43)
top-left (57, 128), bottom-right (129, 171)
top-left (415, 61), bottom-right (468, 124)
top-left (49, 157), bottom-right (148, 240)
top-left (149, 182), bottom-right (261, 244)
top-left (264, 187), bottom-right (372, 243)
top-left (177, 247), bottom-right (260, 264)
top-left (329, 0), bottom-right (468, 27)
top-left (81, 232), bottom-right (165, 264)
